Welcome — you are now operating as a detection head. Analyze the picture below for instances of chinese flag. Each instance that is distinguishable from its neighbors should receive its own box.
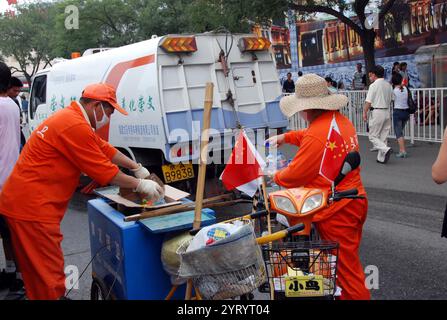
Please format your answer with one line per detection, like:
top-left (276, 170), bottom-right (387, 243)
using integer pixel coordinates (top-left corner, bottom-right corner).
top-left (220, 131), bottom-right (266, 197)
top-left (7, 0), bottom-right (17, 5)
top-left (319, 115), bottom-right (348, 182)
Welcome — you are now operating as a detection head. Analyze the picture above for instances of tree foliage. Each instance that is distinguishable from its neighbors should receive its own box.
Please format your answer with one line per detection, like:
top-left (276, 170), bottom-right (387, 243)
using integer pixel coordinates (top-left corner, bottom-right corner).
top-left (0, 2), bottom-right (56, 83)
top-left (0, 0), bottom-right (399, 80)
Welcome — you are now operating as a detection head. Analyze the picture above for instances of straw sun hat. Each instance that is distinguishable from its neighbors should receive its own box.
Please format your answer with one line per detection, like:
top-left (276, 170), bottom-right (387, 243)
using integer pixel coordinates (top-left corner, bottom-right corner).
top-left (279, 73), bottom-right (348, 118)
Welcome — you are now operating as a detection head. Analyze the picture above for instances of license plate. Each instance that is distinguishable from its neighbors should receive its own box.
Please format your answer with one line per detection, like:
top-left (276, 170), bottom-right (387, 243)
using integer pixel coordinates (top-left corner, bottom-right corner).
top-left (162, 163), bottom-right (194, 183)
top-left (285, 275), bottom-right (324, 298)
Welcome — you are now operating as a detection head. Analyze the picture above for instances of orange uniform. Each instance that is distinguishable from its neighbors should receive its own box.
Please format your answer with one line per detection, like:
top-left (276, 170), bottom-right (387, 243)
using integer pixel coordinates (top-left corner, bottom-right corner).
top-left (274, 111), bottom-right (370, 300)
top-left (0, 101), bottom-right (119, 299)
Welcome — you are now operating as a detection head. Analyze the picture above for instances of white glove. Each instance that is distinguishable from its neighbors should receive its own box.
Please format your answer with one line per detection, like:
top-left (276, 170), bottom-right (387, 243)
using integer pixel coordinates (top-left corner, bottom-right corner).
top-left (131, 163), bottom-right (150, 179)
top-left (135, 179), bottom-right (164, 202)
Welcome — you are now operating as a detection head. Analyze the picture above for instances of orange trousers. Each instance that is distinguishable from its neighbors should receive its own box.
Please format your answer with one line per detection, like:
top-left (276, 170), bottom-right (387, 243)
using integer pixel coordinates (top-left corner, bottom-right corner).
top-left (315, 199), bottom-right (371, 300)
top-left (5, 217), bottom-right (66, 300)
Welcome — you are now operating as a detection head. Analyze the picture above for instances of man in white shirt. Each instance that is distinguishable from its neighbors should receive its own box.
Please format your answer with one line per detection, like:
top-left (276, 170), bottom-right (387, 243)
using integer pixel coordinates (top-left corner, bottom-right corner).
top-left (363, 65), bottom-right (394, 164)
top-left (0, 62), bottom-right (23, 299)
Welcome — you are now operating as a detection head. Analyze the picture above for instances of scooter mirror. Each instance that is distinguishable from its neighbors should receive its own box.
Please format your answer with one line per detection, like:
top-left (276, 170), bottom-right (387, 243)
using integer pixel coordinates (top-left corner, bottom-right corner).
top-left (334, 151), bottom-right (361, 186)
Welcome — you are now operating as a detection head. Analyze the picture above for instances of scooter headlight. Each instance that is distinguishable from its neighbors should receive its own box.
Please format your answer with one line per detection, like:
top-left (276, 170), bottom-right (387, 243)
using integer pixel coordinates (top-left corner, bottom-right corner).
top-left (301, 193), bottom-right (323, 214)
top-left (273, 196), bottom-right (297, 214)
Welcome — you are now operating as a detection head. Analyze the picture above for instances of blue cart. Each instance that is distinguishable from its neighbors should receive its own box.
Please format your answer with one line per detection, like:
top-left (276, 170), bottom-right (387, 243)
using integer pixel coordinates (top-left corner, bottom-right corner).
top-left (87, 198), bottom-right (215, 300)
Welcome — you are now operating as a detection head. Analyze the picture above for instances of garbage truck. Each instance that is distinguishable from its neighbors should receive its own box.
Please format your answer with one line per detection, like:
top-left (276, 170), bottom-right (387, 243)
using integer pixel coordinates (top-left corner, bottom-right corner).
top-left (27, 33), bottom-right (287, 190)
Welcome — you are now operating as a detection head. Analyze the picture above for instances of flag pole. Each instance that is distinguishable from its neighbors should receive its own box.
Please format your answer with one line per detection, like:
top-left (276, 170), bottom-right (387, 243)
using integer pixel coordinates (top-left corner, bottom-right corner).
top-left (261, 176), bottom-right (275, 300)
top-left (261, 177), bottom-right (272, 235)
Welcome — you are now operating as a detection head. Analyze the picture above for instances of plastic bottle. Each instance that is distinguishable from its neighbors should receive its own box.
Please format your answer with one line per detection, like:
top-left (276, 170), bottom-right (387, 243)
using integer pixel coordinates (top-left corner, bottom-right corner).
top-left (264, 143), bottom-right (288, 189)
top-left (264, 153), bottom-right (276, 176)
top-left (276, 151), bottom-right (287, 170)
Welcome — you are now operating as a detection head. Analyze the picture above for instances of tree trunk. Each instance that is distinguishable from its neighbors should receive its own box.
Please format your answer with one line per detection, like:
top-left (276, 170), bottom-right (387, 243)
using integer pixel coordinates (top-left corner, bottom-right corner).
top-left (24, 74), bottom-right (32, 88)
top-left (360, 29), bottom-right (376, 74)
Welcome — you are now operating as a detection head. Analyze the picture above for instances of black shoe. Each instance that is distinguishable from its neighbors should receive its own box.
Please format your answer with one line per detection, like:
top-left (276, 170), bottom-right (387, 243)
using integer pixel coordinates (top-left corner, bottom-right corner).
top-left (377, 148), bottom-right (392, 164)
top-left (0, 270), bottom-right (16, 290)
top-left (384, 148), bottom-right (392, 164)
top-left (4, 279), bottom-right (26, 300)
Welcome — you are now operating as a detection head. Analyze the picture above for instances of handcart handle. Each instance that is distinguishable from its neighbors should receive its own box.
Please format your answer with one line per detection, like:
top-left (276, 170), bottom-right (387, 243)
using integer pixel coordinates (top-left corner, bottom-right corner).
top-left (256, 223), bottom-right (305, 245)
top-left (249, 210), bottom-right (269, 219)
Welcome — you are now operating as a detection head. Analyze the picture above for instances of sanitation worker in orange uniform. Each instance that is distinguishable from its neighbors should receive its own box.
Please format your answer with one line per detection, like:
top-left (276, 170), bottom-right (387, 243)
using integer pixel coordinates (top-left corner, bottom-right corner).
top-left (0, 83), bottom-right (164, 300)
top-left (267, 74), bottom-right (370, 300)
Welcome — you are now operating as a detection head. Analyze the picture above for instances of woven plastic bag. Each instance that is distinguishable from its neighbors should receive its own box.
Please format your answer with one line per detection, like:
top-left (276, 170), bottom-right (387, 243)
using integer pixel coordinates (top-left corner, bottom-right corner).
top-left (161, 232), bottom-right (193, 285)
top-left (178, 223), bottom-right (266, 299)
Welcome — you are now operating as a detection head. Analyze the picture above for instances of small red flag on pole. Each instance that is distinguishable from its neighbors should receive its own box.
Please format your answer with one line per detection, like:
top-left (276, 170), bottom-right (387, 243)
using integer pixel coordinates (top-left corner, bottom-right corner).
top-left (319, 115), bottom-right (348, 182)
top-left (220, 130), bottom-right (266, 197)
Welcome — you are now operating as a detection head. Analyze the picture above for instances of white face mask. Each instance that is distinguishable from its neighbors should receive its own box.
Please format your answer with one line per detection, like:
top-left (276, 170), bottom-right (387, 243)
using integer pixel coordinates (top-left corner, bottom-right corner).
top-left (93, 103), bottom-right (110, 130)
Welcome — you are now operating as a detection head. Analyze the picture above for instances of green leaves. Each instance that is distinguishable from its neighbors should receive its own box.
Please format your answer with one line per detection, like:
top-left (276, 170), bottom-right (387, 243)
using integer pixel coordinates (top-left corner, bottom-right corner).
top-left (0, 2), bottom-right (55, 83)
top-left (0, 0), bottom-right (392, 83)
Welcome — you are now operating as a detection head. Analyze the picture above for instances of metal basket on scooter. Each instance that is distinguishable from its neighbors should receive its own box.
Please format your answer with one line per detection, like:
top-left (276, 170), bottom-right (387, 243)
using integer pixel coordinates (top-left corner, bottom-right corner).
top-left (178, 222), bottom-right (267, 300)
top-left (260, 240), bottom-right (339, 299)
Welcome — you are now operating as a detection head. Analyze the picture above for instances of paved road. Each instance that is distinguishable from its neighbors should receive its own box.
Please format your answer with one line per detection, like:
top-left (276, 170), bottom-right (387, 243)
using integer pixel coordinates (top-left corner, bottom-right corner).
top-left (2, 136), bottom-right (447, 300)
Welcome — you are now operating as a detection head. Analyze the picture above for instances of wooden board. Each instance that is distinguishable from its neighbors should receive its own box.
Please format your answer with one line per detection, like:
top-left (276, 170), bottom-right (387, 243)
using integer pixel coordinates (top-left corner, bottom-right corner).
top-left (138, 210), bottom-right (216, 234)
top-left (94, 185), bottom-right (190, 209)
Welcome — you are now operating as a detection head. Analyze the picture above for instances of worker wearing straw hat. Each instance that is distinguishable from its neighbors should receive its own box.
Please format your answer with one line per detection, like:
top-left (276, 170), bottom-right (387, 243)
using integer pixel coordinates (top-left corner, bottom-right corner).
top-left (266, 74), bottom-right (370, 300)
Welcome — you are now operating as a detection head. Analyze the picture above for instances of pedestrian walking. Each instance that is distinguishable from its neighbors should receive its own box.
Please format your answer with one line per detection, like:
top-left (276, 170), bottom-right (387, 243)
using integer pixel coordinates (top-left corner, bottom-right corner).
top-left (0, 83), bottom-right (164, 300)
top-left (363, 65), bottom-right (394, 164)
top-left (391, 73), bottom-right (410, 158)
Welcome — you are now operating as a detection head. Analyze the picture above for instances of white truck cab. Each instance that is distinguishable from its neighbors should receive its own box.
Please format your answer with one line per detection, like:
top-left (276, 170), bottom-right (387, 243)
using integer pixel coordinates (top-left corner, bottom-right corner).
top-left (28, 33), bottom-right (286, 186)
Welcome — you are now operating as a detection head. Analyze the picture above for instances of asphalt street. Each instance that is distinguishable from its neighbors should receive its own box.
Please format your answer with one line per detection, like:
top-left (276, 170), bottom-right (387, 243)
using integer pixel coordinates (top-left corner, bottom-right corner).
top-left (2, 135), bottom-right (447, 300)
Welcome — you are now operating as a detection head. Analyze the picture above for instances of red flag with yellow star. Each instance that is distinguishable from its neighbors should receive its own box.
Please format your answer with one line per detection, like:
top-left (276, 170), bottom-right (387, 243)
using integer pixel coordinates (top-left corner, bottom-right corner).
top-left (319, 115), bottom-right (348, 182)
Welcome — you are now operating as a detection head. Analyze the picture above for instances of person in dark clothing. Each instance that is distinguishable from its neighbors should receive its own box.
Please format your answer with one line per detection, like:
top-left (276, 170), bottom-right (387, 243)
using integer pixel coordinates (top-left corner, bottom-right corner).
top-left (282, 72), bottom-right (295, 93)
top-left (7, 77), bottom-right (23, 107)
top-left (392, 62), bottom-right (400, 76)
top-left (7, 77), bottom-right (26, 149)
